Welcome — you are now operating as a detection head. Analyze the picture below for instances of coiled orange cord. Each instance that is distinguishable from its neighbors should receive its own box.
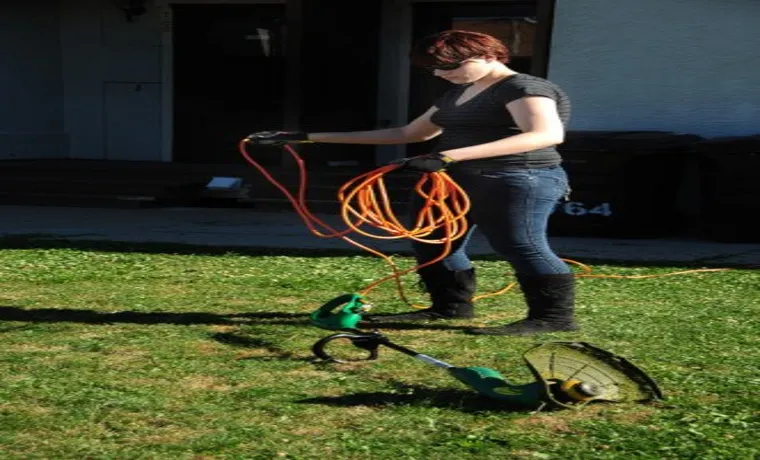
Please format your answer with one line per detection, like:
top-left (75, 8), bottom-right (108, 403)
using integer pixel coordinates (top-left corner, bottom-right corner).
top-left (239, 139), bottom-right (472, 306)
top-left (238, 140), bottom-right (730, 307)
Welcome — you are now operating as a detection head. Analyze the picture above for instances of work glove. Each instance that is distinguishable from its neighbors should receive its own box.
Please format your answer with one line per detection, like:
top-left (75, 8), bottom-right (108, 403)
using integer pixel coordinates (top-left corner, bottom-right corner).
top-left (245, 131), bottom-right (311, 146)
top-left (391, 153), bottom-right (456, 173)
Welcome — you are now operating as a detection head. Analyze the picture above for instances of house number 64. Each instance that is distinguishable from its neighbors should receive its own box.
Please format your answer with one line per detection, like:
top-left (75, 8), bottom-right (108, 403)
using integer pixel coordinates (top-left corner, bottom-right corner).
top-left (560, 201), bottom-right (613, 217)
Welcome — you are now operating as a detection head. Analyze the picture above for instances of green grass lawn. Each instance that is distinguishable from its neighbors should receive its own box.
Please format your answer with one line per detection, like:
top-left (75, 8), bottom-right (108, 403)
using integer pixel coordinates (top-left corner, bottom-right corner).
top-left (0, 239), bottom-right (757, 459)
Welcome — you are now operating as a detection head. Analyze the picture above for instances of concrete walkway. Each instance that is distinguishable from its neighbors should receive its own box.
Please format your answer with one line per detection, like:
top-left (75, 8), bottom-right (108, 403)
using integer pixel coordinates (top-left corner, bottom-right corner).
top-left (1, 205), bottom-right (758, 267)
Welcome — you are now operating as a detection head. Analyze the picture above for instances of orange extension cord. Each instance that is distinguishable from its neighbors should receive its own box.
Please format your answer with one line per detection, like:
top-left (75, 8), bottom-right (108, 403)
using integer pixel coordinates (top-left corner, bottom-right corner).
top-left (238, 139), bottom-right (729, 308)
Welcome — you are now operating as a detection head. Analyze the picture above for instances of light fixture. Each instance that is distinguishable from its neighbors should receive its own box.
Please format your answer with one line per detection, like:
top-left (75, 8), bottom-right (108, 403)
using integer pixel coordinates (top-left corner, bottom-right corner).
top-left (206, 177), bottom-right (244, 191)
top-left (114, 0), bottom-right (148, 23)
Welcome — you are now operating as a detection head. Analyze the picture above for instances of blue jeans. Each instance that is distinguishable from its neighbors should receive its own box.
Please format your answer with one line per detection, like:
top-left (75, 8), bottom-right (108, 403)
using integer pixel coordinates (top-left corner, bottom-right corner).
top-left (410, 165), bottom-right (571, 275)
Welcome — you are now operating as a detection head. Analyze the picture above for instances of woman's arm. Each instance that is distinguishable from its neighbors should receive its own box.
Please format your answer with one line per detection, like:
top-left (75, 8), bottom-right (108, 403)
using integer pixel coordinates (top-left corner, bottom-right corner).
top-left (308, 107), bottom-right (443, 145)
top-left (440, 96), bottom-right (565, 162)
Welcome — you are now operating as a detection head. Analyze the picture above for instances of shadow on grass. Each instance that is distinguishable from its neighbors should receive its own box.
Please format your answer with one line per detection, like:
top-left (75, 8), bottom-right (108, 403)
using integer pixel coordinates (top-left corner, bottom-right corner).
top-left (0, 305), bottom-right (309, 326)
top-left (0, 235), bottom-right (414, 259)
top-left (0, 306), bottom-right (471, 331)
top-left (2, 235), bottom-right (744, 268)
top-left (210, 332), bottom-right (314, 362)
top-left (297, 382), bottom-right (535, 414)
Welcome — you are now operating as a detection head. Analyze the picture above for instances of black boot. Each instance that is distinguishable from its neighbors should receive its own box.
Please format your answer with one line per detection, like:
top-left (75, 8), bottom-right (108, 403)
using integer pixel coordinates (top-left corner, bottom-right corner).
top-left (466, 273), bottom-right (578, 335)
top-left (366, 266), bottom-right (476, 322)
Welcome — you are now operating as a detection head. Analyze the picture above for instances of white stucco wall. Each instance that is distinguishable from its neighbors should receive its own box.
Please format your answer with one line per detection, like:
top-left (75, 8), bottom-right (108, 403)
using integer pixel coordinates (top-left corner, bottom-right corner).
top-left (3, 0), bottom-right (758, 162)
top-left (0, 1), bottom-right (67, 159)
top-left (60, 0), bottom-right (163, 160)
top-left (550, 0), bottom-right (760, 137)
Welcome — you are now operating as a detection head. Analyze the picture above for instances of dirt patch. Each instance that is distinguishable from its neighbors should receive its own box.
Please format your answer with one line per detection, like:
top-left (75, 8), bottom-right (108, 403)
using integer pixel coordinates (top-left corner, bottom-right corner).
top-left (607, 406), bottom-right (657, 424)
top-left (194, 341), bottom-right (226, 356)
top-left (9, 344), bottom-right (69, 353)
top-left (513, 413), bottom-right (578, 434)
top-left (180, 375), bottom-right (233, 391)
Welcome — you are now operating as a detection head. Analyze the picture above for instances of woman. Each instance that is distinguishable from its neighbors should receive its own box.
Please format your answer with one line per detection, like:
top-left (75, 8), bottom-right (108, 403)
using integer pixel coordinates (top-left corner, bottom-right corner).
top-left (246, 30), bottom-right (577, 336)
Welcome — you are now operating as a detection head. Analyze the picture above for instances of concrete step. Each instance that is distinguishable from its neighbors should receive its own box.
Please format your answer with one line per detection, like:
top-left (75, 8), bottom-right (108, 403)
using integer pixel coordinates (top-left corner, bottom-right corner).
top-left (0, 191), bottom-right (163, 209)
top-left (0, 160), bottom-right (417, 213)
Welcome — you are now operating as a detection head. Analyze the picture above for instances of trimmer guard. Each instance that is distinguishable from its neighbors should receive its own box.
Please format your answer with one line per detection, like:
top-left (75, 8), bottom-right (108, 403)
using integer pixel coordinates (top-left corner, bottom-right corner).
top-left (522, 341), bottom-right (663, 408)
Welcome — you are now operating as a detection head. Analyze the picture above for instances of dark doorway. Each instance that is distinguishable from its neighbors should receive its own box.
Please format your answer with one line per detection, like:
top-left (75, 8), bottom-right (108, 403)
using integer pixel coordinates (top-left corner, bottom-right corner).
top-left (407, 1), bottom-right (540, 157)
top-left (172, 4), bottom-right (287, 165)
top-left (291, 2), bottom-right (382, 168)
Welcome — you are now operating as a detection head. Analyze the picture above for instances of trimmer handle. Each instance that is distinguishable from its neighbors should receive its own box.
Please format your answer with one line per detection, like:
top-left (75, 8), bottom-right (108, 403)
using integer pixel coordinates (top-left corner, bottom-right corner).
top-left (311, 331), bottom-right (384, 363)
top-left (309, 293), bottom-right (370, 331)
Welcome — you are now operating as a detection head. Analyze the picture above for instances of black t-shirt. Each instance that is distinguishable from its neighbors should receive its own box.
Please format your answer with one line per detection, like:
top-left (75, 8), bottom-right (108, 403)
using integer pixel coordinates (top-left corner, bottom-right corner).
top-left (430, 73), bottom-right (571, 170)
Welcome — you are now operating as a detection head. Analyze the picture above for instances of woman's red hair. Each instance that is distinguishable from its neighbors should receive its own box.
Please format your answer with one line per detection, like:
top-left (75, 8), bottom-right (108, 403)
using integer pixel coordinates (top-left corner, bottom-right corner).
top-left (409, 29), bottom-right (510, 68)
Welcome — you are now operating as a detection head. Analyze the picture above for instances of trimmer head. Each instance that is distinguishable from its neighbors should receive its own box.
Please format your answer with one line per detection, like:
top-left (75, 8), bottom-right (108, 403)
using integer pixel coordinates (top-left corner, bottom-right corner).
top-left (521, 341), bottom-right (663, 409)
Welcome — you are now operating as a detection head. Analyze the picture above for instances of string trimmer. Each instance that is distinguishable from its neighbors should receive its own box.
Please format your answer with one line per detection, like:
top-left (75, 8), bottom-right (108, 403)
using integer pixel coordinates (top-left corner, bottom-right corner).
top-left (310, 295), bottom-right (662, 410)
top-left (239, 139), bottom-right (665, 410)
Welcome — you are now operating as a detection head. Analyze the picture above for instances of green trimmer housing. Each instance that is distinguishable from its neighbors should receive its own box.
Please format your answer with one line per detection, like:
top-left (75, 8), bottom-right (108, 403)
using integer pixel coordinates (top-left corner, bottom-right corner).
top-left (309, 293), bottom-right (369, 330)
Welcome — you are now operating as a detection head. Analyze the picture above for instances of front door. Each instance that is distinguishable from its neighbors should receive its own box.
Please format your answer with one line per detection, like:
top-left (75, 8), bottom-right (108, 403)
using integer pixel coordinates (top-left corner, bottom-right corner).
top-left (407, 1), bottom-right (539, 157)
top-left (172, 4), bottom-right (287, 165)
top-left (293, 1), bottom-right (383, 168)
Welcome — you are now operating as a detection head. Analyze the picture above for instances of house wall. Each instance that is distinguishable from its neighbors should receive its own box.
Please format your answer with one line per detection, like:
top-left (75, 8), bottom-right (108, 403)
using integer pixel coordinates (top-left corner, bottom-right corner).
top-left (3, 0), bottom-right (758, 162)
top-left (550, 0), bottom-right (760, 137)
top-left (0, 1), bottom-right (67, 159)
top-left (60, 0), bottom-right (163, 160)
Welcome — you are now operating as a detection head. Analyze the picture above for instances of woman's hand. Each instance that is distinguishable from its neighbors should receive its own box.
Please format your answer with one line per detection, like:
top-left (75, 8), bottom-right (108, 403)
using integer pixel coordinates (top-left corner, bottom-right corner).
top-left (390, 153), bottom-right (456, 173)
top-left (245, 131), bottom-right (311, 146)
